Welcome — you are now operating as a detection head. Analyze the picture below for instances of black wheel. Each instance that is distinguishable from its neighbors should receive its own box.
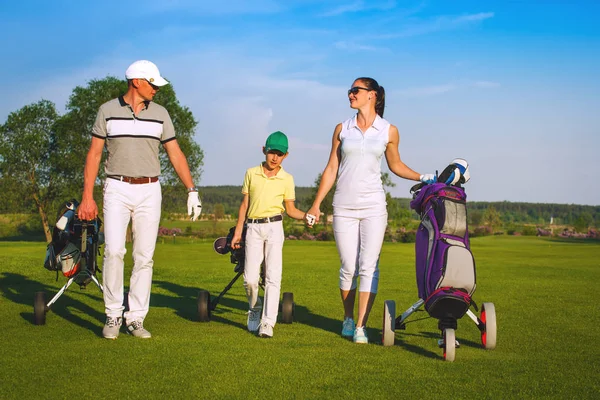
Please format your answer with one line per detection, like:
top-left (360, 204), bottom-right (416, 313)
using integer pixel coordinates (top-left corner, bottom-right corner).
top-left (382, 300), bottom-right (396, 347)
top-left (197, 290), bottom-right (211, 322)
top-left (33, 291), bottom-right (46, 325)
top-left (443, 328), bottom-right (456, 362)
top-left (281, 292), bottom-right (294, 324)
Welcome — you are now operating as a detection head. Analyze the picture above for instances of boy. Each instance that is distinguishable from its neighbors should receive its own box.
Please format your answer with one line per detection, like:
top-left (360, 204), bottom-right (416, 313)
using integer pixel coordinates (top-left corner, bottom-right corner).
top-left (231, 131), bottom-right (312, 338)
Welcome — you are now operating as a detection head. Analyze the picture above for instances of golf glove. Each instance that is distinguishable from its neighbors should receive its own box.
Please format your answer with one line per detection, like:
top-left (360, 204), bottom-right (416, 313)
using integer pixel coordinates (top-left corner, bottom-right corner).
top-left (187, 191), bottom-right (202, 221)
top-left (419, 174), bottom-right (437, 184)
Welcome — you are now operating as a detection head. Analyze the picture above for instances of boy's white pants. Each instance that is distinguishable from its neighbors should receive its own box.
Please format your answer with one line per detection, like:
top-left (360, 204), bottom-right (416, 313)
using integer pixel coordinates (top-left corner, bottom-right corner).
top-left (333, 207), bottom-right (388, 293)
top-left (102, 179), bottom-right (162, 322)
top-left (243, 221), bottom-right (284, 327)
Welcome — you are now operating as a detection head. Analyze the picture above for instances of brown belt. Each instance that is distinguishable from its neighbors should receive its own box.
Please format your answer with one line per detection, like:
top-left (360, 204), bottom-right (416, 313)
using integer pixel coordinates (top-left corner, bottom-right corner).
top-left (247, 215), bottom-right (283, 224)
top-left (107, 175), bottom-right (159, 184)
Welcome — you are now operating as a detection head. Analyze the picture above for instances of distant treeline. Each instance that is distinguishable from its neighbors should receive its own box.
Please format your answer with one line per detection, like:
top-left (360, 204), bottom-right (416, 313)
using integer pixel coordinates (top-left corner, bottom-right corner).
top-left (162, 185), bottom-right (599, 228)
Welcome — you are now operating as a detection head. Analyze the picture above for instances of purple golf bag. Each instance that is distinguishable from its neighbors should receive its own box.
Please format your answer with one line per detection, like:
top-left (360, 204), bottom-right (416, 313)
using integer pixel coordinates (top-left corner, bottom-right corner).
top-left (410, 182), bottom-right (475, 328)
top-left (382, 160), bottom-right (497, 361)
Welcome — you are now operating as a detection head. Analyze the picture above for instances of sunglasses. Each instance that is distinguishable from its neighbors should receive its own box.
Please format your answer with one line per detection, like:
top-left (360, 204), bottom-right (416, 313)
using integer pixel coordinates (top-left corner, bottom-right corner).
top-left (144, 79), bottom-right (160, 91)
top-left (348, 86), bottom-right (370, 95)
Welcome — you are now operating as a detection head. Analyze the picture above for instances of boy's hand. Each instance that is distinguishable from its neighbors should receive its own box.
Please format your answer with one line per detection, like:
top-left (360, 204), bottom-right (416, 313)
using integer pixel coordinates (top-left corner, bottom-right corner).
top-left (231, 233), bottom-right (242, 249)
top-left (306, 206), bottom-right (320, 227)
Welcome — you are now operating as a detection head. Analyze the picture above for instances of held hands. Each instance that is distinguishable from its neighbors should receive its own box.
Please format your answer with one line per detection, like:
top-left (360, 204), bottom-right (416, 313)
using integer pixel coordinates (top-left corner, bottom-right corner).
top-left (305, 206), bottom-right (320, 227)
top-left (419, 174), bottom-right (437, 185)
top-left (187, 191), bottom-right (202, 221)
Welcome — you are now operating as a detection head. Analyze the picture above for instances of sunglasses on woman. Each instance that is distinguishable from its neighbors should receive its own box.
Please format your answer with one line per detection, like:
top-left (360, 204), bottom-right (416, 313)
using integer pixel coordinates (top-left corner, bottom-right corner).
top-left (348, 86), bottom-right (370, 95)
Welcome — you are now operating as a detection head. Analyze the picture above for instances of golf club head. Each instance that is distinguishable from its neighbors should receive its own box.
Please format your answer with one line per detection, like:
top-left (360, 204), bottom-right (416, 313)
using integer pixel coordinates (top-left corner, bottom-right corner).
top-left (213, 237), bottom-right (229, 255)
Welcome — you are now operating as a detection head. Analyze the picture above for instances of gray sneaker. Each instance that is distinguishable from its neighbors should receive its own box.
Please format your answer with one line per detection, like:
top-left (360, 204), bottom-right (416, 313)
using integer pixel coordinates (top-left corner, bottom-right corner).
top-left (247, 308), bottom-right (261, 332)
top-left (102, 316), bottom-right (122, 339)
top-left (127, 319), bottom-right (152, 339)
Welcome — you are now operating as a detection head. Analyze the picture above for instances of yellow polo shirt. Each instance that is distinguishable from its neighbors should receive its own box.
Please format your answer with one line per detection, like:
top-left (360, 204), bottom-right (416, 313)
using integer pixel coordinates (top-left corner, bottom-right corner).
top-left (242, 164), bottom-right (296, 219)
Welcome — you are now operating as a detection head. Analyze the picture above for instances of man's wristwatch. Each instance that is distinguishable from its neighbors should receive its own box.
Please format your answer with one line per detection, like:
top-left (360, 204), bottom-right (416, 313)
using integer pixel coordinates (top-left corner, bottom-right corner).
top-left (187, 186), bottom-right (198, 193)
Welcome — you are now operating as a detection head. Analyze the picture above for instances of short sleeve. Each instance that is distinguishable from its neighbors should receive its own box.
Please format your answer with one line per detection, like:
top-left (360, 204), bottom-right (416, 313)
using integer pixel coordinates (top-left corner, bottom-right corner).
top-left (160, 111), bottom-right (176, 143)
top-left (284, 174), bottom-right (295, 201)
top-left (241, 169), bottom-right (251, 194)
top-left (91, 107), bottom-right (107, 139)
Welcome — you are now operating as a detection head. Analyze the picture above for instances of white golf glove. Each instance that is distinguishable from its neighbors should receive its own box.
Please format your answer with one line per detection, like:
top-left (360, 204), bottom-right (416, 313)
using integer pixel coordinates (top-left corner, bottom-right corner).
top-left (187, 191), bottom-right (202, 221)
top-left (419, 174), bottom-right (437, 184)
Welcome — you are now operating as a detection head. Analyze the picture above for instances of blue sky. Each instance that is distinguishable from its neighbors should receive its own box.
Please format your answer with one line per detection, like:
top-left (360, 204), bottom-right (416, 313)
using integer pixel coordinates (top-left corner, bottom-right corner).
top-left (1, 1), bottom-right (599, 205)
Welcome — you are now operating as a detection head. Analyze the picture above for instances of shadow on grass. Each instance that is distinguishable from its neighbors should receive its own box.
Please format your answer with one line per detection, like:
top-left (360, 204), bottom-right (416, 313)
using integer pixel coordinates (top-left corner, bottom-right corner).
top-left (152, 279), bottom-right (341, 335)
top-left (0, 272), bottom-right (105, 335)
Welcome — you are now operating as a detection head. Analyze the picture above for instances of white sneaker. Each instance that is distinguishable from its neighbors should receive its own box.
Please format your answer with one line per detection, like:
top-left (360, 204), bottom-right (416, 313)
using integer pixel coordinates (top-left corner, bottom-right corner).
top-left (102, 316), bottom-right (122, 339)
top-left (127, 319), bottom-right (152, 339)
top-left (247, 308), bottom-right (261, 332)
top-left (258, 322), bottom-right (273, 338)
top-left (341, 317), bottom-right (355, 337)
top-left (353, 326), bottom-right (368, 344)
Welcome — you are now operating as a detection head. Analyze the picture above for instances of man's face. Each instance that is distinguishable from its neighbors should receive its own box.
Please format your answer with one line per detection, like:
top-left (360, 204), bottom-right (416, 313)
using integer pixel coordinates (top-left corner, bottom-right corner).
top-left (264, 149), bottom-right (287, 171)
top-left (136, 78), bottom-right (160, 101)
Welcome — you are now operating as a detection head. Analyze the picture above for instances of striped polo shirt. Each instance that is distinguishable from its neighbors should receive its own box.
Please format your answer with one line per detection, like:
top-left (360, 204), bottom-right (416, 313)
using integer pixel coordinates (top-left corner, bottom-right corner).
top-left (91, 96), bottom-right (176, 177)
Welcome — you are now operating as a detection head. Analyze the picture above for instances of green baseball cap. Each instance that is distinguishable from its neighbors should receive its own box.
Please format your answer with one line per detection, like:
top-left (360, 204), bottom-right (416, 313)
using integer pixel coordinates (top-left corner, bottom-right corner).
top-left (265, 131), bottom-right (288, 153)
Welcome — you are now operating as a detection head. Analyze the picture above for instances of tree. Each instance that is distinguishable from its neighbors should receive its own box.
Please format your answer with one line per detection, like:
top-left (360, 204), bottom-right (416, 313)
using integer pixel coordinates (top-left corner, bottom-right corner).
top-left (0, 100), bottom-right (59, 241)
top-left (482, 206), bottom-right (502, 233)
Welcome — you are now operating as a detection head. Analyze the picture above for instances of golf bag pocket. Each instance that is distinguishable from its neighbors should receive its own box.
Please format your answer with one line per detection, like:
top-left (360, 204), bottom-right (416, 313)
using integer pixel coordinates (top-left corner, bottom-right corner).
top-left (435, 240), bottom-right (476, 296)
top-left (437, 199), bottom-right (467, 238)
top-left (425, 286), bottom-right (472, 320)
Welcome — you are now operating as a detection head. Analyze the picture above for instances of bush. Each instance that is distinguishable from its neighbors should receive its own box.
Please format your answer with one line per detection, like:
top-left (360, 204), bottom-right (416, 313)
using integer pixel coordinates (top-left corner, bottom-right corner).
top-left (521, 226), bottom-right (537, 236)
top-left (470, 226), bottom-right (493, 237)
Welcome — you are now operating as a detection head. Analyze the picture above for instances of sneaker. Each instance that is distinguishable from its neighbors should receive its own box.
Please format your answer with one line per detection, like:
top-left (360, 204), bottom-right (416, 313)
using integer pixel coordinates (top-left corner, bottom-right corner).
top-left (353, 326), bottom-right (368, 344)
top-left (247, 308), bottom-right (261, 332)
top-left (258, 322), bottom-right (273, 338)
top-left (102, 316), bottom-right (122, 339)
top-left (341, 317), bottom-right (355, 337)
top-left (127, 319), bottom-right (152, 339)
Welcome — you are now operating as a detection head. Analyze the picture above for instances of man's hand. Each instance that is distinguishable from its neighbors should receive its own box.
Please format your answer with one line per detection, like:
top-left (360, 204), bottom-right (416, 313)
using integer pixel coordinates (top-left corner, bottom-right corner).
top-left (187, 191), bottom-right (202, 221)
top-left (77, 197), bottom-right (98, 221)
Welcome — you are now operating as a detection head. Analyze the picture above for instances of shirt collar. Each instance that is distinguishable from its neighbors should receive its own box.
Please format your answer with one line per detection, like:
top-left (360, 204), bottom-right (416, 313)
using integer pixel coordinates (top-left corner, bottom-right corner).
top-left (349, 114), bottom-right (384, 131)
top-left (118, 95), bottom-right (150, 110)
top-left (255, 163), bottom-right (286, 179)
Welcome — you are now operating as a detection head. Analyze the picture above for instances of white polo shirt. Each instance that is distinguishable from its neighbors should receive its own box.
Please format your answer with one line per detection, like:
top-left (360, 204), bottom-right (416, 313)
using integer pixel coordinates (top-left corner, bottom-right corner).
top-left (333, 114), bottom-right (390, 210)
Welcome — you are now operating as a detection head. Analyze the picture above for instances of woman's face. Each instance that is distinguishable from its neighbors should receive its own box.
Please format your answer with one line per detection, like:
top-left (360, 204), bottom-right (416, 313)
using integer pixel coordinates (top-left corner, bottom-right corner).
top-left (348, 80), bottom-right (373, 109)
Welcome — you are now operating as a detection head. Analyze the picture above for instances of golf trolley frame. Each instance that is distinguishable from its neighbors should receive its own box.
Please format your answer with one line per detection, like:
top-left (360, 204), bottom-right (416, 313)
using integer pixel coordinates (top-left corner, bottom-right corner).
top-left (381, 298), bottom-right (497, 362)
top-left (34, 219), bottom-right (103, 325)
top-left (196, 227), bottom-right (295, 324)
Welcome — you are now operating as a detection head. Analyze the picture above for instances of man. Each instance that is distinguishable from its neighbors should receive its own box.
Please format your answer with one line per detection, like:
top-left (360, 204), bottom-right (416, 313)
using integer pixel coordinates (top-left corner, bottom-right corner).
top-left (77, 60), bottom-right (202, 339)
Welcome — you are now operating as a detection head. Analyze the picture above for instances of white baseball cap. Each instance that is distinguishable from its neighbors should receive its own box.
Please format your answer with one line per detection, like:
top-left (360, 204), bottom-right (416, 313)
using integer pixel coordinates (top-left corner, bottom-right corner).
top-left (125, 60), bottom-right (169, 86)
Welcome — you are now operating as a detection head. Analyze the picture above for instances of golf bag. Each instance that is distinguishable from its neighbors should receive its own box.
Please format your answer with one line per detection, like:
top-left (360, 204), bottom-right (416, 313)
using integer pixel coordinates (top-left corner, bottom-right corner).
top-left (410, 182), bottom-right (476, 327)
top-left (36, 199), bottom-right (104, 325)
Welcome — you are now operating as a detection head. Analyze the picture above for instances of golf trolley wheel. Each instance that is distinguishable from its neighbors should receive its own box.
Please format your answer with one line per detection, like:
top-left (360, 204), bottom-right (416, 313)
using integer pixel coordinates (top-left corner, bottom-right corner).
top-left (197, 290), bottom-right (211, 322)
top-left (443, 328), bottom-right (456, 362)
top-left (281, 292), bottom-right (294, 324)
top-left (480, 302), bottom-right (497, 350)
top-left (33, 291), bottom-right (47, 325)
top-left (382, 300), bottom-right (396, 347)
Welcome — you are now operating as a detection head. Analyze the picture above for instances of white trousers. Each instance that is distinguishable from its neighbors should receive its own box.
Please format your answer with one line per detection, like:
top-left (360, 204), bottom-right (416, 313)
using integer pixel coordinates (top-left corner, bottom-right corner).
top-left (243, 221), bottom-right (284, 327)
top-left (102, 179), bottom-right (161, 321)
top-left (333, 207), bottom-right (387, 293)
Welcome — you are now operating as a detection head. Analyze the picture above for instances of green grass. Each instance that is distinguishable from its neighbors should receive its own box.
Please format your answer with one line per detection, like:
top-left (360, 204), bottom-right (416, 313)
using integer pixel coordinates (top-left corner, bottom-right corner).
top-left (1, 236), bottom-right (599, 399)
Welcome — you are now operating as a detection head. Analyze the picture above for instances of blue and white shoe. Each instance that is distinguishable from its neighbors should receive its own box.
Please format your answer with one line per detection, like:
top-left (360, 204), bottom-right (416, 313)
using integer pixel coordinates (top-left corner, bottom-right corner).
top-left (341, 317), bottom-right (355, 337)
top-left (353, 326), bottom-right (368, 344)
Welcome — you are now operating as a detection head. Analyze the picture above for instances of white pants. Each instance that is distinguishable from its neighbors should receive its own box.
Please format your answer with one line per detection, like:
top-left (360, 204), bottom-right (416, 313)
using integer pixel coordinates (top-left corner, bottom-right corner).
top-left (243, 221), bottom-right (284, 327)
top-left (333, 207), bottom-right (387, 293)
top-left (102, 178), bottom-right (162, 321)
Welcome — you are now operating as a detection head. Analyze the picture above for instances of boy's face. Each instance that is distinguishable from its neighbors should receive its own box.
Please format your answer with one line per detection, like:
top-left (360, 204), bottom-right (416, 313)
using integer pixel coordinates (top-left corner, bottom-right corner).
top-left (263, 148), bottom-right (288, 171)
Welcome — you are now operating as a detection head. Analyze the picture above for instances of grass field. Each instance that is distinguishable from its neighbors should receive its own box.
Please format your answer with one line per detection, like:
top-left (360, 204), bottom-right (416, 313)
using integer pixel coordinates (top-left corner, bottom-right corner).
top-left (1, 236), bottom-right (599, 399)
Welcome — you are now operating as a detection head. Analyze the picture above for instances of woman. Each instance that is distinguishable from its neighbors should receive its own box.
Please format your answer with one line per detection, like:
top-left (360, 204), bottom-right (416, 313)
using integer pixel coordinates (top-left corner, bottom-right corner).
top-left (307, 77), bottom-right (435, 344)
